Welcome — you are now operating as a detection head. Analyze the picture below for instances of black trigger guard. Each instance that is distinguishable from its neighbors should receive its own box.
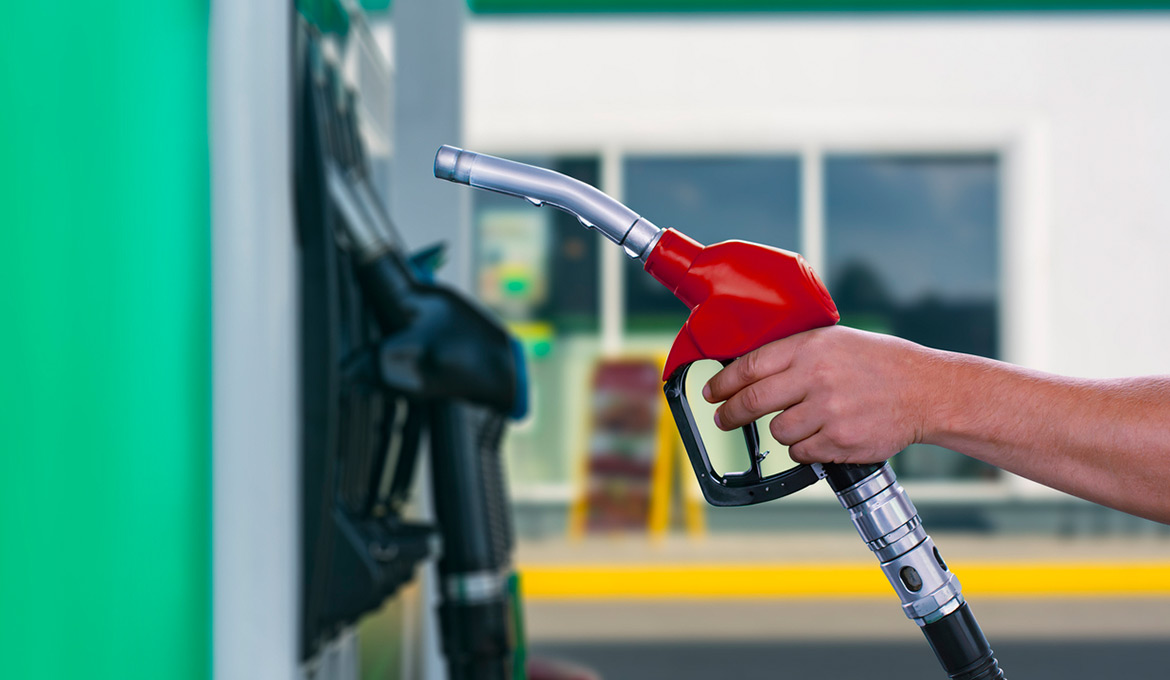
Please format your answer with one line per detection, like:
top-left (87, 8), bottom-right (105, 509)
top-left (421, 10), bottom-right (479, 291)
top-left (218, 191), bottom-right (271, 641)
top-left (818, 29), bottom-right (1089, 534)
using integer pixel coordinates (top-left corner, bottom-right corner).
top-left (663, 362), bottom-right (824, 507)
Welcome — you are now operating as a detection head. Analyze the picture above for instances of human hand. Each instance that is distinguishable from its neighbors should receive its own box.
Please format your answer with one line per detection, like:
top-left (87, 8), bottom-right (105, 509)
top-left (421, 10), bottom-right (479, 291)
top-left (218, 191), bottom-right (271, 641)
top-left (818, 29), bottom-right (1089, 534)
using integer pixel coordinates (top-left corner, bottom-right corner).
top-left (702, 325), bottom-right (941, 465)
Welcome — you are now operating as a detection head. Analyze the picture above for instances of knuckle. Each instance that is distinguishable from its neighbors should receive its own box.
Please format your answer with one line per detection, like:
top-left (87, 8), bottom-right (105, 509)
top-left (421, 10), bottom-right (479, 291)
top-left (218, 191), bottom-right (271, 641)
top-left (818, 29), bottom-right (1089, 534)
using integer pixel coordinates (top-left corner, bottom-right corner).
top-left (808, 357), bottom-right (833, 386)
top-left (802, 329), bottom-right (825, 352)
top-left (740, 385), bottom-right (763, 415)
top-left (803, 327), bottom-right (834, 356)
top-left (827, 424), bottom-right (859, 450)
top-left (739, 351), bottom-right (762, 383)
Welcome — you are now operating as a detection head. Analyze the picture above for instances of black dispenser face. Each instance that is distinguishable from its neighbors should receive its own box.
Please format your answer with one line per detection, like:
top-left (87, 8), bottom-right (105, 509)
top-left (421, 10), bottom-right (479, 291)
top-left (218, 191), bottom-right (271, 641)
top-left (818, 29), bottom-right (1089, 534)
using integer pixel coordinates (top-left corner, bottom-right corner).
top-left (294, 25), bottom-right (433, 659)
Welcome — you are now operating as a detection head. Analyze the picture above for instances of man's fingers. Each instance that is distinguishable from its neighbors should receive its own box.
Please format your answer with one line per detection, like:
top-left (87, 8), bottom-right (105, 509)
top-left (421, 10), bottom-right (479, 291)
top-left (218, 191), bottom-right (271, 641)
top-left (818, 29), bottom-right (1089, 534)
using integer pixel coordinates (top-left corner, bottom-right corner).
top-left (714, 373), bottom-right (806, 430)
top-left (787, 432), bottom-right (830, 465)
top-left (788, 430), bottom-right (892, 466)
top-left (768, 404), bottom-right (821, 446)
top-left (703, 335), bottom-right (802, 403)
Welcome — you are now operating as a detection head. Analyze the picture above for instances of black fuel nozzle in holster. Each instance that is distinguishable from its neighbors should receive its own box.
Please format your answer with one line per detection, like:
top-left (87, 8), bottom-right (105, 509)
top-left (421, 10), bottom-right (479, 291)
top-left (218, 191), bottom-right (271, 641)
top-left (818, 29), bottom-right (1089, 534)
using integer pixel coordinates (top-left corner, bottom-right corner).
top-left (298, 26), bottom-right (446, 658)
top-left (297, 27), bottom-right (527, 678)
top-left (345, 244), bottom-right (525, 680)
top-left (305, 27), bottom-right (526, 677)
top-left (354, 250), bottom-right (526, 420)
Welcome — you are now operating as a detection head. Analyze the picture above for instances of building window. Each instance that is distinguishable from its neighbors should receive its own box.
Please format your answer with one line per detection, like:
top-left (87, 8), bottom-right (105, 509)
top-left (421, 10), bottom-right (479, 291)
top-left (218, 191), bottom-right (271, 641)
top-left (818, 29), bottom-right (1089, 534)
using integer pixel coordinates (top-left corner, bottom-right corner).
top-left (825, 154), bottom-right (1001, 480)
top-left (623, 156), bottom-right (801, 332)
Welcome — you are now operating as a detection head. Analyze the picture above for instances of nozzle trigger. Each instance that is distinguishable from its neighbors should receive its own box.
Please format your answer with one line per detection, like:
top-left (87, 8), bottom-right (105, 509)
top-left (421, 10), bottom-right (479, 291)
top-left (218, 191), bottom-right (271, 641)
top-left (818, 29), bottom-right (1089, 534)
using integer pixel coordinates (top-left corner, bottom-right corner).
top-left (664, 362), bottom-right (822, 507)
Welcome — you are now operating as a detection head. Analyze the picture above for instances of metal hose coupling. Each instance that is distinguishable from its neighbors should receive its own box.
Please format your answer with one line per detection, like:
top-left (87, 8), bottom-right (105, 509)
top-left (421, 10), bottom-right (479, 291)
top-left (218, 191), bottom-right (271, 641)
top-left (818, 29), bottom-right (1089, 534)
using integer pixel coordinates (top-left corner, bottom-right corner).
top-left (833, 464), bottom-right (965, 626)
top-left (434, 145), bottom-right (664, 261)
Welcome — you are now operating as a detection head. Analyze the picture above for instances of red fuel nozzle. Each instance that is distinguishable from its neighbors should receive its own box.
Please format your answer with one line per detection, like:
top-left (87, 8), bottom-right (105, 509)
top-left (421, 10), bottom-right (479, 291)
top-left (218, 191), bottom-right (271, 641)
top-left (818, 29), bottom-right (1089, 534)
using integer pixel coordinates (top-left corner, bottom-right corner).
top-left (645, 229), bottom-right (840, 380)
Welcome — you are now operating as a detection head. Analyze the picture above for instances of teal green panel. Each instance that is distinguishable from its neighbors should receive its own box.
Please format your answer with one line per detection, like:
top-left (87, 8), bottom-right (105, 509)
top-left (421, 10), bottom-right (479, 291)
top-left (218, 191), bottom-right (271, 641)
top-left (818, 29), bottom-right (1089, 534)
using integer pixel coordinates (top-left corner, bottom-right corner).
top-left (299, 0), bottom-right (352, 35)
top-left (470, 0), bottom-right (1170, 12)
top-left (297, 0), bottom-right (392, 37)
top-left (0, 3), bottom-right (211, 680)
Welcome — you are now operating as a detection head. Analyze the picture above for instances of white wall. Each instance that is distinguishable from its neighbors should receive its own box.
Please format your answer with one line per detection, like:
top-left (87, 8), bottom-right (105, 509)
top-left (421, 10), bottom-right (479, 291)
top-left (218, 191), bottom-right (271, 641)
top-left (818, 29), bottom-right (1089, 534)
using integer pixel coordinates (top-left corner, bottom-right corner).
top-left (464, 15), bottom-right (1170, 379)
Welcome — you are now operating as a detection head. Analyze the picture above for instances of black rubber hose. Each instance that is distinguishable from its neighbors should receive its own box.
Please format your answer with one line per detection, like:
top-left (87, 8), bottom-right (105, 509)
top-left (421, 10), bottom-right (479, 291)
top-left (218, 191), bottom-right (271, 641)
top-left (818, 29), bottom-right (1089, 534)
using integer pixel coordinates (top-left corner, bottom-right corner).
top-left (922, 603), bottom-right (1005, 680)
top-left (823, 462), bottom-right (885, 493)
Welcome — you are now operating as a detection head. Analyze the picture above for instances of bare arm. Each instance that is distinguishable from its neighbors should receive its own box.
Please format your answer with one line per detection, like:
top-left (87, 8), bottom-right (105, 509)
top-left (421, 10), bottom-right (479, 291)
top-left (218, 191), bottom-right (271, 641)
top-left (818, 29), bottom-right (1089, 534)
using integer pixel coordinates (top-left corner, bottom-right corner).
top-left (704, 325), bottom-right (1170, 524)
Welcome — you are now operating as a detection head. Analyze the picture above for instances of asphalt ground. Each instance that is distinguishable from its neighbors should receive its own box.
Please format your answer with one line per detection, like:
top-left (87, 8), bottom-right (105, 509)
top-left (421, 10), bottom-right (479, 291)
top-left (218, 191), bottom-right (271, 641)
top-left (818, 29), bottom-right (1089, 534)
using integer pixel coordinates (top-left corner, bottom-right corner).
top-left (530, 638), bottom-right (1168, 680)
top-left (525, 599), bottom-right (1170, 679)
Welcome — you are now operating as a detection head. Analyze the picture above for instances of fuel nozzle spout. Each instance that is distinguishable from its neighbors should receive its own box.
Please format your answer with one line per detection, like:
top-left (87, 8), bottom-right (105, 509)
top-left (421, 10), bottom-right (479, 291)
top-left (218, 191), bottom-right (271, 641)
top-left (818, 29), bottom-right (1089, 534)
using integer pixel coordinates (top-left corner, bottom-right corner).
top-left (434, 145), bottom-right (663, 260)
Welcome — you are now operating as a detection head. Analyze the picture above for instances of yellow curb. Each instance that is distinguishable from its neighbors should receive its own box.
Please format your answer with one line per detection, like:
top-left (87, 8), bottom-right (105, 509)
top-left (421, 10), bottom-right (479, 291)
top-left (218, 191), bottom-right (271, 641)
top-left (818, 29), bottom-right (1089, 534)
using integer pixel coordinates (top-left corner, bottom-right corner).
top-left (518, 562), bottom-right (1170, 600)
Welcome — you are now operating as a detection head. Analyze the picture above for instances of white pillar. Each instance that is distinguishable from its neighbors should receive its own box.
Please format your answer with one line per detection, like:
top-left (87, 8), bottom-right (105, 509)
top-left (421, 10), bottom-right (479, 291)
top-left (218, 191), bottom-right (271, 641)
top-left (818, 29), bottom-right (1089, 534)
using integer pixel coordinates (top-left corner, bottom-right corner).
top-left (392, 3), bottom-right (468, 678)
top-left (800, 146), bottom-right (826, 275)
top-left (210, 1), bottom-right (299, 678)
top-left (600, 147), bottom-right (626, 356)
top-left (391, 0), bottom-right (471, 292)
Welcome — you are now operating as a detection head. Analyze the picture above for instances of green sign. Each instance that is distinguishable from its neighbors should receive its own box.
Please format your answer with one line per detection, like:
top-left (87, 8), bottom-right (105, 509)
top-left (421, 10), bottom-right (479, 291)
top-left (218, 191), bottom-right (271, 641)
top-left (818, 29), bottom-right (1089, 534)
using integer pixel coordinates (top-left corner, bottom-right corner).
top-left (0, 3), bottom-right (211, 679)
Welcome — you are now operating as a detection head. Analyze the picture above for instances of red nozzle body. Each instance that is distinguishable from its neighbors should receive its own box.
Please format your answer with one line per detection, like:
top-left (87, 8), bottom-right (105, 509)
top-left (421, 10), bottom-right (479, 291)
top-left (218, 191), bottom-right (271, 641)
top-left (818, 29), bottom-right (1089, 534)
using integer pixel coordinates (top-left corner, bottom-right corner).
top-left (645, 229), bottom-right (840, 380)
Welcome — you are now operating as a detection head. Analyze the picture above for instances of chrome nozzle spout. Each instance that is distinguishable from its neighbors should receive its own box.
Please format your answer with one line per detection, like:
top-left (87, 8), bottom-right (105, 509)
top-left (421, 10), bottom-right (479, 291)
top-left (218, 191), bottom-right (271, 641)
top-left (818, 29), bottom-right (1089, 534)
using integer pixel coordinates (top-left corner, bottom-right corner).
top-left (433, 144), bottom-right (472, 184)
top-left (433, 145), bottom-right (663, 261)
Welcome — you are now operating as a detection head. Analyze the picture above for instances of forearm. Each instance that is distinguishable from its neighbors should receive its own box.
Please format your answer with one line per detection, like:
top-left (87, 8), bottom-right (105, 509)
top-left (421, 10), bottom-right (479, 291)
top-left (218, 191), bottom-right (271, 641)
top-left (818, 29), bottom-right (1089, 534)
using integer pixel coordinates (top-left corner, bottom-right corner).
top-left (922, 352), bottom-right (1170, 523)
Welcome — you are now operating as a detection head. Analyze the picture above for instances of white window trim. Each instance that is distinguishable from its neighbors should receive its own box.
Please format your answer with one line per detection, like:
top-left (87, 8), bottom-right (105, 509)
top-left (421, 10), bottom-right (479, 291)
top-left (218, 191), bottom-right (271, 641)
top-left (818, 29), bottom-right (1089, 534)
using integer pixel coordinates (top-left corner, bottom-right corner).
top-left (600, 146), bottom-right (626, 356)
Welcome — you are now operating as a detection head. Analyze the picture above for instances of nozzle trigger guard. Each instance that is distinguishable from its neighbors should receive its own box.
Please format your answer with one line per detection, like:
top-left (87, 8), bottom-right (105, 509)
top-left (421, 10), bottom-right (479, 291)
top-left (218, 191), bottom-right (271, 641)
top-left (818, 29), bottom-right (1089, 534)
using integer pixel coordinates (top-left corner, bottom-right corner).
top-left (664, 362), bottom-right (824, 507)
